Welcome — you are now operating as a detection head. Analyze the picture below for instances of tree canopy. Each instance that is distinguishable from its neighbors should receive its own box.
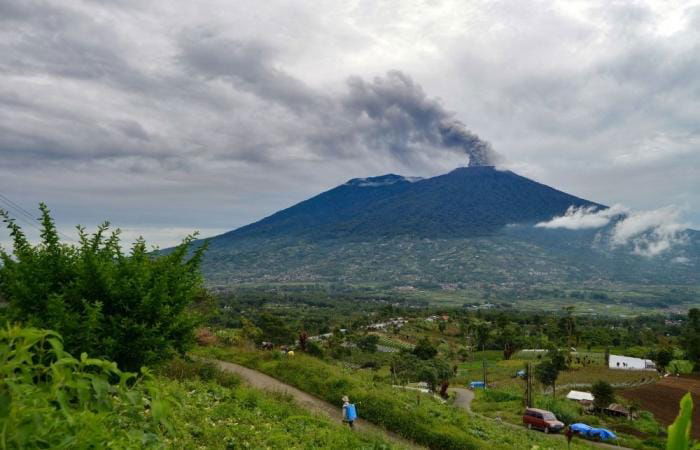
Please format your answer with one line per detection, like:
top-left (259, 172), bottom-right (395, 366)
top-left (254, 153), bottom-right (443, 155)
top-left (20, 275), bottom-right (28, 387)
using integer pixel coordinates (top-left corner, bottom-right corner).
top-left (0, 204), bottom-right (207, 370)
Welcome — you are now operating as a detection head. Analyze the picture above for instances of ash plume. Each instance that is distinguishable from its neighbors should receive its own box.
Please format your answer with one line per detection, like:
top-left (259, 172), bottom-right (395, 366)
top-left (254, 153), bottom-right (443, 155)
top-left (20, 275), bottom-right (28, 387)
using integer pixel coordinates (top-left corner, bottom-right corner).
top-left (343, 71), bottom-right (501, 167)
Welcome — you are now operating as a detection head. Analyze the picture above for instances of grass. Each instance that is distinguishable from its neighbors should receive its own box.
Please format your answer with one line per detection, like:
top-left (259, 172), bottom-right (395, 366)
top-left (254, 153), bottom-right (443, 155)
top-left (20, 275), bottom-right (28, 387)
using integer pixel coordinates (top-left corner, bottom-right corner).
top-left (159, 358), bottom-right (400, 449)
top-left (471, 383), bottom-right (668, 450)
top-left (196, 345), bottom-right (603, 449)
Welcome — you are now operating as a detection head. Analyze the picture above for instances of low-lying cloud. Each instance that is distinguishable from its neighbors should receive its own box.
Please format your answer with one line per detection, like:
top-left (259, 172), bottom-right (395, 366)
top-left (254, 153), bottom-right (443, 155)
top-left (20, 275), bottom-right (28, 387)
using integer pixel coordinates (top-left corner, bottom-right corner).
top-left (536, 204), bottom-right (689, 257)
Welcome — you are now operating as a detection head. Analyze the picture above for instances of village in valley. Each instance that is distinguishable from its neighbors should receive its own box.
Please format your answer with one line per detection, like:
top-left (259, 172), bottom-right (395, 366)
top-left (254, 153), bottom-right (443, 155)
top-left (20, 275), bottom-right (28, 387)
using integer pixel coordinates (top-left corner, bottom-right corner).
top-left (194, 286), bottom-right (700, 449)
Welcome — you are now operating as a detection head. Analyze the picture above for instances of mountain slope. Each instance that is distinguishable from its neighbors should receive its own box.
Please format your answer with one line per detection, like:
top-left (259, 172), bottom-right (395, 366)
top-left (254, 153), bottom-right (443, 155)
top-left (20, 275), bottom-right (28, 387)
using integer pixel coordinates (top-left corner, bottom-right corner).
top-left (200, 167), bottom-right (699, 286)
top-left (218, 166), bottom-right (603, 241)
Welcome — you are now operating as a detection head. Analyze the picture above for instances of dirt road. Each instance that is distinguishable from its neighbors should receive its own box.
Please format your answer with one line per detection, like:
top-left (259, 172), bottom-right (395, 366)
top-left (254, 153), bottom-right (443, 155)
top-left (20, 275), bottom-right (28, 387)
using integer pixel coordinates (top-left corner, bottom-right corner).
top-left (209, 358), bottom-right (627, 450)
top-left (209, 358), bottom-right (423, 449)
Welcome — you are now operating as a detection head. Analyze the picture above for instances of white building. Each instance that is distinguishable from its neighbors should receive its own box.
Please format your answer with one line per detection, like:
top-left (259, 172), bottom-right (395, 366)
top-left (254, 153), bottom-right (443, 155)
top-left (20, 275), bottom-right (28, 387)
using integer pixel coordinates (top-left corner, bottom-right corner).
top-left (566, 390), bottom-right (594, 402)
top-left (609, 354), bottom-right (656, 371)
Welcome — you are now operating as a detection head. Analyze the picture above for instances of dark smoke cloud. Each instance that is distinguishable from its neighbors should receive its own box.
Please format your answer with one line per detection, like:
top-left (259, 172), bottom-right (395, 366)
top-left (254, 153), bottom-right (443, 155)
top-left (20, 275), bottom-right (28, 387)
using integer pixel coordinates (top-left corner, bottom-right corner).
top-left (343, 70), bottom-right (501, 167)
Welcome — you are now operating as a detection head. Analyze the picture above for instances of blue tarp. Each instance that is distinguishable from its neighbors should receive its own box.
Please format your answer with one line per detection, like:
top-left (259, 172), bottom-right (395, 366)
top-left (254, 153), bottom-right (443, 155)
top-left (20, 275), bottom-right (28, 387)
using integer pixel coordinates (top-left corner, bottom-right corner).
top-left (570, 423), bottom-right (616, 441)
top-left (570, 423), bottom-right (593, 434)
top-left (469, 381), bottom-right (485, 389)
top-left (589, 428), bottom-right (617, 440)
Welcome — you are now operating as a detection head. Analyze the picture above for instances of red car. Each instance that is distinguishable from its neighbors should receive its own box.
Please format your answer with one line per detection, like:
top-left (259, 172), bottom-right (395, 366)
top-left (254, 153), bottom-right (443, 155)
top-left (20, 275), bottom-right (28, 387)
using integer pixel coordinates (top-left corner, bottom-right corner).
top-left (522, 408), bottom-right (565, 433)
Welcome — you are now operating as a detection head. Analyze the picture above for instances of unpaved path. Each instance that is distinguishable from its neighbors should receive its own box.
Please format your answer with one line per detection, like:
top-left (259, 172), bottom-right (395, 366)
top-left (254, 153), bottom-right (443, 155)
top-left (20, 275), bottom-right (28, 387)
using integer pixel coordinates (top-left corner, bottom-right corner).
top-left (208, 358), bottom-right (423, 449)
top-left (450, 388), bottom-right (630, 450)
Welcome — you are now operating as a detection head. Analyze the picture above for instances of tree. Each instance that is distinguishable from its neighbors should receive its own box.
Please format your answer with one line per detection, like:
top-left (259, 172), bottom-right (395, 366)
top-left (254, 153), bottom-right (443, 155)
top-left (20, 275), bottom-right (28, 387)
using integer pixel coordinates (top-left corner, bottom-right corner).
top-left (681, 308), bottom-right (700, 371)
top-left (357, 335), bottom-right (379, 353)
top-left (0, 204), bottom-right (207, 371)
top-left (591, 380), bottom-right (615, 411)
top-left (256, 313), bottom-right (295, 345)
top-left (535, 360), bottom-right (559, 398)
top-left (472, 320), bottom-right (491, 351)
top-left (298, 331), bottom-right (309, 352)
top-left (547, 347), bottom-right (568, 371)
top-left (651, 348), bottom-right (674, 374)
top-left (391, 353), bottom-right (452, 396)
top-left (413, 337), bottom-right (438, 360)
top-left (497, 323), bottom-right (523, 360)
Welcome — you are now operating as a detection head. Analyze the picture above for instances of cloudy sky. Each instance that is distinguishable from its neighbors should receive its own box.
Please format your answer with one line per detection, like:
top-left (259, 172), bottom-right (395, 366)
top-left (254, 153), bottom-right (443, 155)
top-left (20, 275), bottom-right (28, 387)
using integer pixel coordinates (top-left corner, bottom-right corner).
top-left (1, 0), bottom-right (699, 248)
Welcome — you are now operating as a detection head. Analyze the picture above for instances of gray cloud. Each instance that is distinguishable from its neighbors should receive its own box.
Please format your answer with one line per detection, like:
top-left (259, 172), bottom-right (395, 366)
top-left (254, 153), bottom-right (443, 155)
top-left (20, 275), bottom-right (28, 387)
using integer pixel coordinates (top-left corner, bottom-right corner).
top-left (0, 0), bottom-right (698, 248)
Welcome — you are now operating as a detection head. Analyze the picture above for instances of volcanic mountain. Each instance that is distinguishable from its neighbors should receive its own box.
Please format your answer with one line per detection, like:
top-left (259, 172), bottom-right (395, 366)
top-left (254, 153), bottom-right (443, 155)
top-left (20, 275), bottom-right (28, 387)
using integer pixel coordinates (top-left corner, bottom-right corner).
top-left (200, 166), bottom-right (699, 286)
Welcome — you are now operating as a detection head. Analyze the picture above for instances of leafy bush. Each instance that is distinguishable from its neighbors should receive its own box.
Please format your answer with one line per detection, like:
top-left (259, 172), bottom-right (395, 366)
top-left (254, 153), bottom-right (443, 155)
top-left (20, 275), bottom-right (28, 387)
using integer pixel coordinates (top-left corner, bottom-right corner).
top-left (666, 393), bottom-right (699, 450)
top-left (158, 356), bottom-right (241, 388)
top-left (534, 396), bottom-right (581, 425)
top-left (0, 325), bottom-right (175, 448)
top-left (0, 204), bottom-right (207, 371)
top-left (592, 379), bottom-right (615, 410)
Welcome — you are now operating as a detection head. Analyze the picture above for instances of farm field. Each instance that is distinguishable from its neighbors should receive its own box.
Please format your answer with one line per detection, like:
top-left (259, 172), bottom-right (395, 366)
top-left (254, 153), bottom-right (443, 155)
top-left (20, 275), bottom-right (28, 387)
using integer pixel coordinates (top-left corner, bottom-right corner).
top-left (621, 375), bottom-right (700, 439)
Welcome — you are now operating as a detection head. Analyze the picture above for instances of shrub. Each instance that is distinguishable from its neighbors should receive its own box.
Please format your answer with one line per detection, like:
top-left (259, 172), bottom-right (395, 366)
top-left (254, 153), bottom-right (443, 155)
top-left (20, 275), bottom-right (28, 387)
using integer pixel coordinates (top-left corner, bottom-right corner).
top-left (0, 204), bottom-right (207, 371)
top-left (159, 357), bottom-right (241, 388)
top-left (592, 380), bottom-right (615, 410)
top-left (535, 396), bottom-right (581, 425)
top-left (0, 325), bottom-right (174, 448)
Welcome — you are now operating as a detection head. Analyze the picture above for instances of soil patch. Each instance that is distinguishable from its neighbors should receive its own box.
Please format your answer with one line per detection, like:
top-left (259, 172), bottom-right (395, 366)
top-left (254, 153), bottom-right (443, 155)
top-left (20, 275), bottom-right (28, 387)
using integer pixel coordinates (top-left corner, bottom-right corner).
top-left (620, 375), bottom-right (700, 439)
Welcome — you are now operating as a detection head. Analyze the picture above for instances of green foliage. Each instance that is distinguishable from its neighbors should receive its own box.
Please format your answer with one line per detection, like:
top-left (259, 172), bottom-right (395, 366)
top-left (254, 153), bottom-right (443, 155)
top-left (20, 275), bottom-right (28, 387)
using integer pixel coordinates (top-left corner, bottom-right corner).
top-left (666, 393), bottom-right (699, 450)
top-left (651, 348), bottom-right (674, 373)
top-left (158, 357), bottom-right (241, 388)
top-left (412, 337), bottom-right (437, 360)
top-left (0, 204), bottom-right (207, 371)
top-left (668, 360), bottom-right (694, 375)
top-left (166, 378), bottom-right (397, 449)
top-left (203, 347), bottom-right (485, 449)
top-left (0, 325), bottom-right (174, 448)
top-left (357, 334), bottom-right (380, 353)
top-left (682, 308), bottom-right (700, 371)
top-left (591, 380), bottom-right (615, 410)
top-left (534, 396), bottom-right (581, 425)
top-left (534, 360), bottom-right (559, 396)
top-left (255, 312), bottom-right (295, 345)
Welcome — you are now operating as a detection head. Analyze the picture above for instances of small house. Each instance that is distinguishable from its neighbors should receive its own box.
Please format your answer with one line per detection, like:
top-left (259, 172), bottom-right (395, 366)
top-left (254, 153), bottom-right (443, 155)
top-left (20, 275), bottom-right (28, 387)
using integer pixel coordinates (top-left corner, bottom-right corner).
top-left (566, 390), bottom-right (594, 404)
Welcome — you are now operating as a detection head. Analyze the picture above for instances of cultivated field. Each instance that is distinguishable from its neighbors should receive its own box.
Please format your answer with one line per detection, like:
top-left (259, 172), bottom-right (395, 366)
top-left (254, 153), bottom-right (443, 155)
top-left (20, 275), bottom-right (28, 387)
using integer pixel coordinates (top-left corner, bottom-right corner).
top-left (621, 375), bottom-right (700, 439)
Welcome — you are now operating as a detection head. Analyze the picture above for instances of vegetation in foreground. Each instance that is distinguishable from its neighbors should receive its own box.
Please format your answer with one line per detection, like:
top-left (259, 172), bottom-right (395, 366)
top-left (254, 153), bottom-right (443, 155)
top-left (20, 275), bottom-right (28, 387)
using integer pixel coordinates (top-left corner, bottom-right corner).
top-left (0, 325), bottom-right (397, 449)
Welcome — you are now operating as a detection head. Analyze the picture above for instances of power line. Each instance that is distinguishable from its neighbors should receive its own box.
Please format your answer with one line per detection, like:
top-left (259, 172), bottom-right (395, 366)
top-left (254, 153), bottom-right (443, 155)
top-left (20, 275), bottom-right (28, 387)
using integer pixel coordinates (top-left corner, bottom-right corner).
top-left (0, 193), bottom-right (37, 222)
top-left (0, 192), bottom-right (78, 243)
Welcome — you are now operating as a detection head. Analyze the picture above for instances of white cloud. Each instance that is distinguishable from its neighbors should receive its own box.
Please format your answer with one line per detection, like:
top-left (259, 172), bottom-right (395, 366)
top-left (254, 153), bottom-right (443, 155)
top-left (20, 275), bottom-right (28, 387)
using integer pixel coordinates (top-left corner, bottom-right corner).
top-left (536, 203), bottom-right (690, 257)
top-left (611, 206), bottom-right (688, 257)
top-left (536, 204), bottom-right (627, 229)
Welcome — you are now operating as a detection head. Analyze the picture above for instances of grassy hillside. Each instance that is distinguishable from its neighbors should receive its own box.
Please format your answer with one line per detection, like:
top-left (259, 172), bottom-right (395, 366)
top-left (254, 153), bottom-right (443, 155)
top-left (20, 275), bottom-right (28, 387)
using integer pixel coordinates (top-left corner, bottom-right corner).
top-left (196, 346), bottom-right (602, 450)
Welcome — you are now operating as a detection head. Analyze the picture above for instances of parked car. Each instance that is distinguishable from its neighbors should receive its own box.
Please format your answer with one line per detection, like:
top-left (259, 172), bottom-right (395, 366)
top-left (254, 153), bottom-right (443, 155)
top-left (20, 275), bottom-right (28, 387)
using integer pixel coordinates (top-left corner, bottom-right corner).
top-left (522, 408), bottom-right (565, 433)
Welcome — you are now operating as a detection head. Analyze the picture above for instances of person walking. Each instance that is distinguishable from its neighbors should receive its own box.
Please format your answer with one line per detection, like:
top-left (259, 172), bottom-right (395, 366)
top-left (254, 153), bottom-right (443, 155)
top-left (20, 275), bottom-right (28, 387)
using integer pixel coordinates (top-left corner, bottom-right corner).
top-left (342, 395), bottom-right (357, 429)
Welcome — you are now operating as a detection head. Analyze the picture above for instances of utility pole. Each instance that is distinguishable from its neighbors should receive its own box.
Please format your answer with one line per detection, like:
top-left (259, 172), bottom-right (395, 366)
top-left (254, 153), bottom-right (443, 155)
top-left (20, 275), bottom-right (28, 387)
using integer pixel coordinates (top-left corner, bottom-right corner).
top-left (527, 362), bottom-right (533, 407)
top-left (482, 359), bottom-right (487, 387)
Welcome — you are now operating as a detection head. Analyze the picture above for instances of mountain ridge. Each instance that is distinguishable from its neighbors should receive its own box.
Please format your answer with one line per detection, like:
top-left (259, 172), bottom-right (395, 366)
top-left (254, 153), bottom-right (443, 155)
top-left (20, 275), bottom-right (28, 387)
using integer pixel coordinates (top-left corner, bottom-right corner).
top-left (197, 166), bottom-right (698, 286)
top-left (217, 166), bottom-right (604, 242)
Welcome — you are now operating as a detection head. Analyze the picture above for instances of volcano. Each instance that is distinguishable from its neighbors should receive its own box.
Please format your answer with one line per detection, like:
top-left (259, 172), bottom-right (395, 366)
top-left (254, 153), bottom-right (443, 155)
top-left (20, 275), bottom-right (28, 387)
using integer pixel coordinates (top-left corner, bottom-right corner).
top-left (199, 167), bottom-right (699, 286)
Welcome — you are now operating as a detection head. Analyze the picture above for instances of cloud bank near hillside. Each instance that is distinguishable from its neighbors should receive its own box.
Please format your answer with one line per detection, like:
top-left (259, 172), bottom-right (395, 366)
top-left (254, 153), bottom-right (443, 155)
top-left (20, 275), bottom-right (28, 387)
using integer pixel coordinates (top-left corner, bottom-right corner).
top-left (537, 204), bottom-right (689, 257)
